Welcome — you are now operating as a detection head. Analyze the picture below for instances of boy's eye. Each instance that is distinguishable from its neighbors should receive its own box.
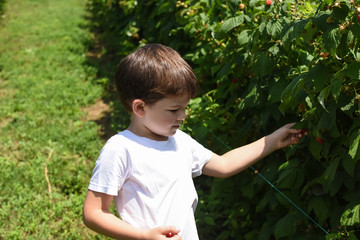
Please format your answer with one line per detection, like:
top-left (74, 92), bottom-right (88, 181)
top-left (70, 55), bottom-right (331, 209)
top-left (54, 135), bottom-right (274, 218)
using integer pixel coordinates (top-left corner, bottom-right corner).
top-left (168, 109), bottom-right (178, 113)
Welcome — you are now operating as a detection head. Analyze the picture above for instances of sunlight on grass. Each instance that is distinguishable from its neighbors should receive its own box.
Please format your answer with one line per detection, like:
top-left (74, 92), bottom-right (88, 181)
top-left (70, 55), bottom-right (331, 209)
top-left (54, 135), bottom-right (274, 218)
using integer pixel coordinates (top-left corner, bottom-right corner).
top-left (0, 0), bottom-right (111, 239)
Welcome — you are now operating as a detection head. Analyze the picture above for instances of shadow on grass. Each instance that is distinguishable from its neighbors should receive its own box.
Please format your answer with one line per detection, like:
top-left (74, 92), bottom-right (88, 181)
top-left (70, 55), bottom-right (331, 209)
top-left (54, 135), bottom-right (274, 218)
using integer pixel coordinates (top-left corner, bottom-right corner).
top-left (81, 0), bottom-right (138, 139)
top-left (0, 0), bottom-right (5, 16)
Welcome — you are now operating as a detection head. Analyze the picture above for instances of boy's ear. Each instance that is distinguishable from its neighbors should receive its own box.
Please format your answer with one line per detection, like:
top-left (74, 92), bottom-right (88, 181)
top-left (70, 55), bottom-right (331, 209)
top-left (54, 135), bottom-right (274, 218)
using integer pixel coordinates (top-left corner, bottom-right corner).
top-left (132, 99), bottom-right (146, 118)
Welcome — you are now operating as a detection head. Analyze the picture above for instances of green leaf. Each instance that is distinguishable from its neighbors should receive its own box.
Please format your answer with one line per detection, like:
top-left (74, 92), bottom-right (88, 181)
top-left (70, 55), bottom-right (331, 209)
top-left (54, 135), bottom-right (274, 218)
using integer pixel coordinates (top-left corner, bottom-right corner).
top-left (211, 64), bottom-right (222, 76)
top-left (346, 62), bottom-right (360, 80)
top-left (189, 97), bottom-right (202, 108)
top-left (238, 83), bottom-right (259, 109)
top-left (268, 77), bottom-right (288, 103)
top-left (306, 64), bottom-right (329, 91)
top-left (282, 19), bottom-right (309, 49)
top-left (341, 204), bottom-right (360, 227)
top-left (216, 62), bottom-right (232, 78)
top-left (277, 166), bottom-right (304, 190)
top-left (337, 32), bottom-right (350, 58)
top-left (308, 196), bottom-right (331, 223)
top-left (348, 232), bottom-right (359, 240)
top-left (237, 201), bottom-right (250, 216)
top-left (217, 231), bottom-right (230, 240)
top-left (332, 2), bottom-right (350, 20)
top-left (292, 120), bottom-right (309, 130)
top-left (330, 75), bottom-right (344, 102)
top-left (317, 104), bottom-right (336, 131)
top-left (342, 154), bottom-right (355, 177)
top-left (323, 157), bottom-right (340, 182)
top-left (221, 15), bottom-right (244, 32)
top-left (323, 27), bottom-right (341, 54)
top-left (327, 172), bottom-right (342, 196)
top-left (313, 13), bottom-right (333, 32)
top-left (266, 19), bottom-right (284, 39)
top-left (259, 22), bottom-right (266, 33)
top-left (251, 52), bottom-right (274, 77)
top-left (245, 230), bottom-right (258, 240)
top-left (241, 183), bottom-right (254, 198)
top-left (278, 159), bottom-right (300, 171)
top-left (237, 29), bottom-right (252, 46)
top-left (350, 22), bottom-right (360, 40)
top-left (259, 222), bottom-right (274, 240)
top-left (274, 214), bottom-right (297, 239)
top-left (349, 129), bottom-right (360, 162)
top-left (279, 76), bottom-right (305, 114)
top-left (326, 233), bottom-right (339, 240)
top-left (298, 49), bottom-right (314, 65)
top-left (317, 86), bottom-right (331, 112)
top-left (303, 2), bottom-right (315, 14)
top-left (226, 0), bottom-right (241, 14)
top-left (203, 216), bottom-right (216, 226)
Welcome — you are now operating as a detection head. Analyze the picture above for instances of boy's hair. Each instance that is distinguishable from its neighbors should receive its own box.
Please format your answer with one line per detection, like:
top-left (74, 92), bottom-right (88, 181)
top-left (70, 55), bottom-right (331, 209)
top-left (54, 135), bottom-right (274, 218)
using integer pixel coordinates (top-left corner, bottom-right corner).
top-left (115, 44), bottom-right (198, 112)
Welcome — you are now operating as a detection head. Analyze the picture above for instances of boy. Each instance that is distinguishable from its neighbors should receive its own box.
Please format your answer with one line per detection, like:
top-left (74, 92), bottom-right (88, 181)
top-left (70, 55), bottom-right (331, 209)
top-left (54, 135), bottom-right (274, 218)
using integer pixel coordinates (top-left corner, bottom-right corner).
top-left (83, 44), bottom-right (305, 240)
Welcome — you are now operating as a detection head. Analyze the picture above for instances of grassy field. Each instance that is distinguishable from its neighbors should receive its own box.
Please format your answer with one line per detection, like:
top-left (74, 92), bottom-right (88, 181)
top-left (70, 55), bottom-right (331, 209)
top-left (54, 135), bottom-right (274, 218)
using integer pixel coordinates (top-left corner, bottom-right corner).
top-left (0, 0), bottom-right (114, 239)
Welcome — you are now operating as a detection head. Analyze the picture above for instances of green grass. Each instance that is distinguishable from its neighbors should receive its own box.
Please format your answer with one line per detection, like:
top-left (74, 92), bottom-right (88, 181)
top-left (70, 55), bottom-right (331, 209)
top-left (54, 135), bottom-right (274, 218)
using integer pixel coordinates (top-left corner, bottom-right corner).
top-left (0, 0), bottom-right (112, 239)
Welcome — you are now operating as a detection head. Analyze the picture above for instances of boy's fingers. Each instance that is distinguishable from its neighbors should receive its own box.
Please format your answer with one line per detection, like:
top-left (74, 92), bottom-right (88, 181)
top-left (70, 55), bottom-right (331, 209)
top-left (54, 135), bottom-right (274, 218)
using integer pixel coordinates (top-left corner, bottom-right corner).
top-left (286, 122), bottom-right (296, 127)
top-left (163, 226), bottom-right (180, 238)
top-left (288, 127), bottom-right (308, 136)
top-left (288, 128), bottom-right (302, 134)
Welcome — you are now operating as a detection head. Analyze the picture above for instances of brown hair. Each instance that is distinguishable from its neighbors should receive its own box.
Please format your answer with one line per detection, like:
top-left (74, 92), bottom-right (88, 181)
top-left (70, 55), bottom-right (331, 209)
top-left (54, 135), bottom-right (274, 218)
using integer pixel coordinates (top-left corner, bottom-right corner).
top-left (115, 44), bottom-right (198, 112)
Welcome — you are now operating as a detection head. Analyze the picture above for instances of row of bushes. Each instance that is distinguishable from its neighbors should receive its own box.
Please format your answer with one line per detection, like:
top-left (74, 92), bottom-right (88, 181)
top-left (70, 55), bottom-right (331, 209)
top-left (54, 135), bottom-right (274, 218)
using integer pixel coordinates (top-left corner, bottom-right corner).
top-left (86, 0), bottom-right (360, 239)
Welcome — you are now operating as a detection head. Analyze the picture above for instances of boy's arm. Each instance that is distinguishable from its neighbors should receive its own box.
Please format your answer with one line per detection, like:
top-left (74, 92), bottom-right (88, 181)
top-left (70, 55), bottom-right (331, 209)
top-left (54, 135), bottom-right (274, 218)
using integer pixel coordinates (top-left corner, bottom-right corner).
top-left (83, 190), bottom-right (181, 240)
top-left (202, 123), bottom-right (305, 178)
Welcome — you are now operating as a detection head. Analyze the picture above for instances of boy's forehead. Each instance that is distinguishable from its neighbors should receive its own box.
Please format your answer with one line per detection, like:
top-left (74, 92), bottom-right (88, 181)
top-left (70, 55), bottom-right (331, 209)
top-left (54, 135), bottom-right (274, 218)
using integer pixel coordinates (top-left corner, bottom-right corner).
top-left (159, 96), bottom-right (190, 106)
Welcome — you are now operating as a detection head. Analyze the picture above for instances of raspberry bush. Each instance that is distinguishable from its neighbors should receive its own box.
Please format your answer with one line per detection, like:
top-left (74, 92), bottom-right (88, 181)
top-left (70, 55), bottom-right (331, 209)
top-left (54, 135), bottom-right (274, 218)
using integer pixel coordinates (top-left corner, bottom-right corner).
top-left (88, 0), bottom-right (360, 239)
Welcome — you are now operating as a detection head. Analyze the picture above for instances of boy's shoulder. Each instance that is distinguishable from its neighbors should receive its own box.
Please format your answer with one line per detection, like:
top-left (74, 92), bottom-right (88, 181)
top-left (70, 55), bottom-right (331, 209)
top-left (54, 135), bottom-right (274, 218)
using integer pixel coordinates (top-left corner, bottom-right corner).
top-left (174, 129), bottom-right (187, 138)
top-left (106, 130), bottom-right (130, 142)
top-left (172, 130), bottom-right (200, 147)
top-left (104, 129), bottom-right (196, 148)
top-left (102, 130), bottom-right (134, 149)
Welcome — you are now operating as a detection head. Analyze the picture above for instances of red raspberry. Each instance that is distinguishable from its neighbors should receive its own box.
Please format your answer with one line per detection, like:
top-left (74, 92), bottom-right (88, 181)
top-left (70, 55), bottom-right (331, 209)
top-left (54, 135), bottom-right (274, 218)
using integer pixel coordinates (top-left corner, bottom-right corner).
top-left (266, 0), bottom-right (272, 5)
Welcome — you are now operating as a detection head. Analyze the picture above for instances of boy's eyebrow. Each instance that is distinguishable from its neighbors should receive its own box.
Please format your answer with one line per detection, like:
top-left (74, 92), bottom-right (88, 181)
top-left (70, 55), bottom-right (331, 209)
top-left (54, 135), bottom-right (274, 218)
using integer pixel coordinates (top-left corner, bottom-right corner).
top-left (167, 104), bottom-right (189, 110)
top-left (168, 104), bottom-right (187, 108)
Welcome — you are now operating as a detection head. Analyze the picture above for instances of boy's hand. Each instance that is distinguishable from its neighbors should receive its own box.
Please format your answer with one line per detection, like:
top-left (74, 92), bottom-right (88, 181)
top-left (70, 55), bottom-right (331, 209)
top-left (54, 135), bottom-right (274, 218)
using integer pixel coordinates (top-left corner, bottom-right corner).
top-left (270, 123), bottom-right (307, 150)
top-left (144, 226), bottom-right (181, 240)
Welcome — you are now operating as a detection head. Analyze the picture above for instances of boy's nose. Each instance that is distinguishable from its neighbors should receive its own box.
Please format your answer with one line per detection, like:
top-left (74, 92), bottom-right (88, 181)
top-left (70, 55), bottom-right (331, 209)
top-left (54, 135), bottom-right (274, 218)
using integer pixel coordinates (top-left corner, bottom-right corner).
top-left (178, 110), bottom-right (186, 120)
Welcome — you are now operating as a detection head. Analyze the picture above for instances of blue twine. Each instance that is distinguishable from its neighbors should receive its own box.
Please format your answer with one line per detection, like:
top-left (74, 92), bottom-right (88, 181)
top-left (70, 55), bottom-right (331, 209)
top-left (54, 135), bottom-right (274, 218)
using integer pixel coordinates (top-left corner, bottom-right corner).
top-left (210, 133), bottom-right (330, 236)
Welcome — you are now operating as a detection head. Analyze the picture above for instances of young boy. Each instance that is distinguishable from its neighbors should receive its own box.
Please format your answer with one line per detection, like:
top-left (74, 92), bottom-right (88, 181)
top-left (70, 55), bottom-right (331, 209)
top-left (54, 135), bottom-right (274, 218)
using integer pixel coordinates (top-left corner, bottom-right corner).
top-left (83, 44), bottom-right (306, 240)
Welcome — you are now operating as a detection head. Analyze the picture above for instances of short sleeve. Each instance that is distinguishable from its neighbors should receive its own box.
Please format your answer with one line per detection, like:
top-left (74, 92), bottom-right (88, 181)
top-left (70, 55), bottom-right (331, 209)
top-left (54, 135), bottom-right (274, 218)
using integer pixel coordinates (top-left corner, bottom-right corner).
top-left (190, 139), bottom-right (213, 178)
top-left (176, 131), bottom-right (213, 178)
top-left (88, 138), bottom-right (129, 196)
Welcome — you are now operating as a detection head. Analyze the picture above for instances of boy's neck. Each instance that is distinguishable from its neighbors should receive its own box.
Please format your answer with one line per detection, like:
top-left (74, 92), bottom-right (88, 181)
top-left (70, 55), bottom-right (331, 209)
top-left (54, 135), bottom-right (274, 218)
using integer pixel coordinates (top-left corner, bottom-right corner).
top-left (127, 118), bottom-right (169, 141)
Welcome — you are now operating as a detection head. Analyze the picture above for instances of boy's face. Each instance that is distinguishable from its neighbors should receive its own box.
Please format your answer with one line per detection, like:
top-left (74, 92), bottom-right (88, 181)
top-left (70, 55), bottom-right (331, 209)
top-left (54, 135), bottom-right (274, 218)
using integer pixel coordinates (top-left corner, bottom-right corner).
top-left (140, 95), bottom-right (190, 141)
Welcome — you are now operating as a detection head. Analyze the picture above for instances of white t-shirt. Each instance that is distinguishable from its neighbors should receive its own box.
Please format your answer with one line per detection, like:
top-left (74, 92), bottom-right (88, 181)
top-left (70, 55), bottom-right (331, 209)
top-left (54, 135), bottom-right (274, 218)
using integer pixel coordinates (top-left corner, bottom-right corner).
top-left (88, 129), bottom-right (213, 239)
